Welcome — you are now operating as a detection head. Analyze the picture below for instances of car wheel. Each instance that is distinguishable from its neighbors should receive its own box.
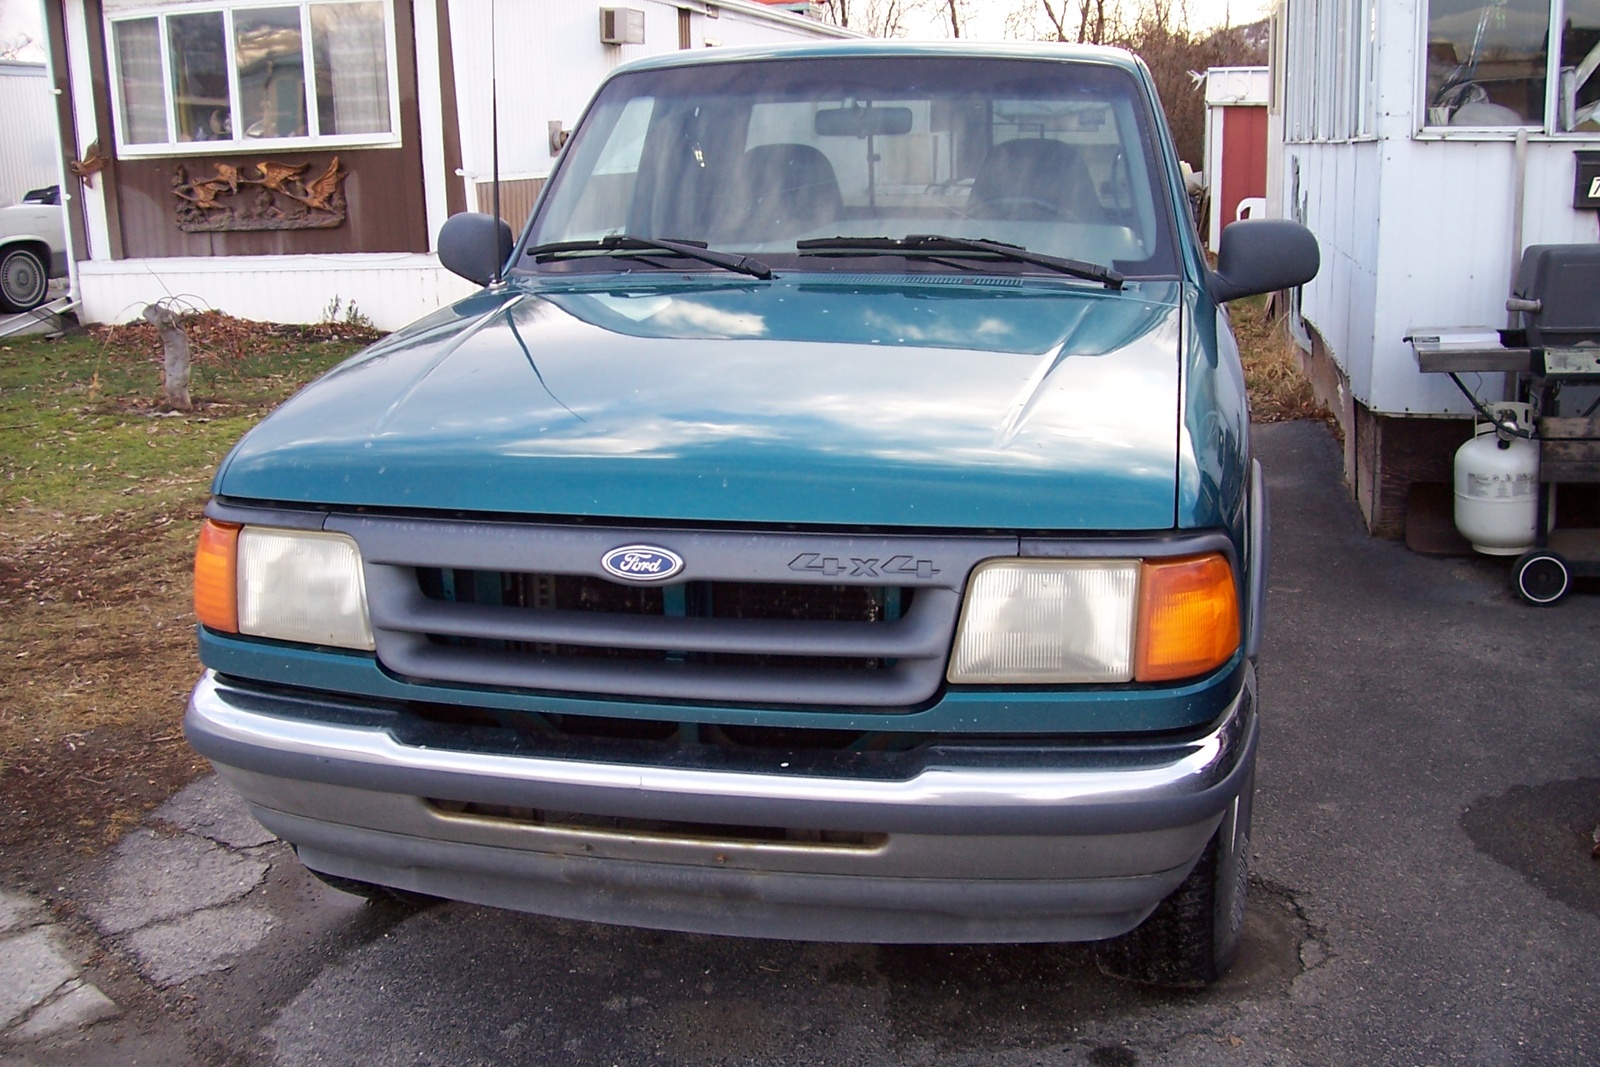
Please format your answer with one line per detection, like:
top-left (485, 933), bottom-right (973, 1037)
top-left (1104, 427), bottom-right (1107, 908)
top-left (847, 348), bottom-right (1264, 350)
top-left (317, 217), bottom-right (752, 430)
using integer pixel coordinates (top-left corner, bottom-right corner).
top-left (306, 866), bottom-right (440, 908)
top-left (1513, 550), bottom-right (1569, 605)
top-left (0, 247), bottom-right (49, 313)
top-left (1094, 781), bottom-right (1252, 987)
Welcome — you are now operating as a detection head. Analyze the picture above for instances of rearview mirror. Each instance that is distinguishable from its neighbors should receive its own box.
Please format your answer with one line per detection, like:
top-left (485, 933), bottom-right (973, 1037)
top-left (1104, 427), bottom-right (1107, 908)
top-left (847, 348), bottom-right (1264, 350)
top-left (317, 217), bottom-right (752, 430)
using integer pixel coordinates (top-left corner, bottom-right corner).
top-left (815, 105), bottom-right (914, 137)
top-left (438, 212), bottom-right (514, 287)
top-left (1208, 219), bottom-right (1320, 303)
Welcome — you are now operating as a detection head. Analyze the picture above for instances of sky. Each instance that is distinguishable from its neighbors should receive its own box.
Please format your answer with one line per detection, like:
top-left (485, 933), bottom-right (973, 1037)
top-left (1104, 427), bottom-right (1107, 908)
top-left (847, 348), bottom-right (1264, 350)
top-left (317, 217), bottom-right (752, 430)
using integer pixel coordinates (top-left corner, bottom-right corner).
top-left (3, 0), bottom-right (1273, 61)
top-left (902, 0), bottom-right (1273, 39)
top-left (0, 0), bottom-right (1274, 65)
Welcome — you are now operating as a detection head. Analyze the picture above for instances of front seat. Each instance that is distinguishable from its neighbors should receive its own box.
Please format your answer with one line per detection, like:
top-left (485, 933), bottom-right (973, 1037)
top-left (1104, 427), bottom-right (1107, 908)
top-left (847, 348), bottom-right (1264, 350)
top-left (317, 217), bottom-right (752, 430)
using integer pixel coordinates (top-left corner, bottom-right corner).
top-left (727, 143), bottom-right (844, 241)
top-left (968, 138), bottom-right (1106, 223)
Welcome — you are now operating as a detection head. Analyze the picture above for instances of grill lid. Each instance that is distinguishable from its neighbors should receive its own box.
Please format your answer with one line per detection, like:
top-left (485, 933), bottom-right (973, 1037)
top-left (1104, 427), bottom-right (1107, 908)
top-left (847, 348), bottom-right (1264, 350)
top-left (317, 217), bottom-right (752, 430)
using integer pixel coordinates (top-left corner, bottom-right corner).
top-left (1513, 244), bottom-right (1600, 349)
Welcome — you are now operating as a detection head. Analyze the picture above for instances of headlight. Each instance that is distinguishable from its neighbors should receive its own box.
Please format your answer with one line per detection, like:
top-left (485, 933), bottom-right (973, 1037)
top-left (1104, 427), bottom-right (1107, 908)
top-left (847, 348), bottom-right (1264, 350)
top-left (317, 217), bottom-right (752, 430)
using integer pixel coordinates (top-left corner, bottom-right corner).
top-left (194, 520), bottom-right (375, 651)
top-left (948, 554), bottom-right (1239, 685)
top-left (948, 559), bottom-right (1140, 683)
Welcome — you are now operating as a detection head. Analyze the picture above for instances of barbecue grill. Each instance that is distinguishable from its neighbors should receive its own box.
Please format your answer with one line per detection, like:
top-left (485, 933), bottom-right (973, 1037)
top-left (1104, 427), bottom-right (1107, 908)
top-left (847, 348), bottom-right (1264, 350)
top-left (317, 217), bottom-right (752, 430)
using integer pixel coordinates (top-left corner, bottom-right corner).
top-left (1406, 243), bottom-right (1600, 603)
top-left (1503, 244), bottom-right (1600, 603)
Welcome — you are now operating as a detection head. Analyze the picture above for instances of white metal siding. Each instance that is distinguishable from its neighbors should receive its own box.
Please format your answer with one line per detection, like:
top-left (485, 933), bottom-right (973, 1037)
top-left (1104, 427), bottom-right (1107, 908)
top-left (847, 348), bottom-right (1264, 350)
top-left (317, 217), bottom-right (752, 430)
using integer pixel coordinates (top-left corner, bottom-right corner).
top-left (1287, 140), bottom-right (1383, 402)
top-left (76, 254), bottom-right (477, 330)
top-left (1205, 67), bottom-right (1270, 107)
top-left (0, 63), bottom-right (61, 206)
top-left (445, 0), bottom-right (854, 187)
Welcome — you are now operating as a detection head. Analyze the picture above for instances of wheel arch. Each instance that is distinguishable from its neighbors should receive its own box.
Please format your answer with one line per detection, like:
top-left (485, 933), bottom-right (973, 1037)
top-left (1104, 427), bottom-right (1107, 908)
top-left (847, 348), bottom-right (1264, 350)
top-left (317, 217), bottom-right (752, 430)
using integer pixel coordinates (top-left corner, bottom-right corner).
top-left (0, 236), bottom-right (52, 260)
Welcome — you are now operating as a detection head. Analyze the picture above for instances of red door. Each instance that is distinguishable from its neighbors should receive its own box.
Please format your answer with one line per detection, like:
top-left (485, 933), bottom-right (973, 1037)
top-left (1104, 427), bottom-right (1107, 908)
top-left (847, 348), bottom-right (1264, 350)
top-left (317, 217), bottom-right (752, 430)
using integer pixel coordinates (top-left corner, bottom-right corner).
top-left (1219, 106), bottom-right (1268, 230)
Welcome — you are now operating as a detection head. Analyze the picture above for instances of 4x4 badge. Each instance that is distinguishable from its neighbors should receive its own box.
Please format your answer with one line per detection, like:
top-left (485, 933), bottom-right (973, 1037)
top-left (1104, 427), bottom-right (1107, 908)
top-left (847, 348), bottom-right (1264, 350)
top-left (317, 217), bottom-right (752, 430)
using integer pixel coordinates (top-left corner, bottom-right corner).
top-left (788, 553), bottom-right (939, 579)
top-left (602, 545), bottom-right (684, 582)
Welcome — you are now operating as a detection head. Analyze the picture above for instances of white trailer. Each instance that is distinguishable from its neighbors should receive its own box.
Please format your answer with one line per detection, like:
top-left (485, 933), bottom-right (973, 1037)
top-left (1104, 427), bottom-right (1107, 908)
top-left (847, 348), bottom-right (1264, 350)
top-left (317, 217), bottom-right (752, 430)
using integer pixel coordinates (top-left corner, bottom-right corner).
top-left (1269, 0), bottom-right (1600, 532)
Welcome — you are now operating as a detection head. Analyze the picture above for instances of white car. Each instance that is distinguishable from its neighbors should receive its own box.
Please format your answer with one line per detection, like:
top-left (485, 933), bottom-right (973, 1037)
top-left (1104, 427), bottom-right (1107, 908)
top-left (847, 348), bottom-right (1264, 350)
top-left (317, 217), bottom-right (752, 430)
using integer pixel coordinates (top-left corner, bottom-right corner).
top-left (0, 186), bottom-right (67, 313)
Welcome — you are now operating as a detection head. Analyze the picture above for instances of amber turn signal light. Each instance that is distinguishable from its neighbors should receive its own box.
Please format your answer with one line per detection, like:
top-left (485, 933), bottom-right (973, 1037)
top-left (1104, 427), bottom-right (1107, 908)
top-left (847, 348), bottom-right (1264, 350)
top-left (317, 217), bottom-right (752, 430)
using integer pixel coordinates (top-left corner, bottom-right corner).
top-left (1134, 553), bottom-right (1240, 682)
top-left (194, 519), bottom-right (241, 633)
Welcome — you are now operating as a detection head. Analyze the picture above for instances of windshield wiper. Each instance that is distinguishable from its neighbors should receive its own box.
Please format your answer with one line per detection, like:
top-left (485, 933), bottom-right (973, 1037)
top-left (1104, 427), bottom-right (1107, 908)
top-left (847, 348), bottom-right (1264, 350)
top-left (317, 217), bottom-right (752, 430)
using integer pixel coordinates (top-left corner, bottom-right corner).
top-left (525, 235), bottom-right (773, 280)
top-left (795, 234), bottom-right (1123, 290)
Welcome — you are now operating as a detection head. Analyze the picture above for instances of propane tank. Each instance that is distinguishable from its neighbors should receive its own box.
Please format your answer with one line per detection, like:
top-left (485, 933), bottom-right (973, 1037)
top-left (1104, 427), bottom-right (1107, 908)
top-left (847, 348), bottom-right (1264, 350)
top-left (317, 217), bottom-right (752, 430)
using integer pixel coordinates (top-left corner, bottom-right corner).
top-left (1453, 402), bottom-right (1539, 555)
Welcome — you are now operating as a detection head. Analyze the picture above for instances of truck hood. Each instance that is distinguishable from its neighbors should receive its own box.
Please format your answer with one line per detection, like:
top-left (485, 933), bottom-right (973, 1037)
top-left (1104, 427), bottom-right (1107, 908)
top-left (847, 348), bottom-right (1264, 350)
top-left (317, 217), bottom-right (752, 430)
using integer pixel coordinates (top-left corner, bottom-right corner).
top-left (217, 276), bottom-right (1184, 530)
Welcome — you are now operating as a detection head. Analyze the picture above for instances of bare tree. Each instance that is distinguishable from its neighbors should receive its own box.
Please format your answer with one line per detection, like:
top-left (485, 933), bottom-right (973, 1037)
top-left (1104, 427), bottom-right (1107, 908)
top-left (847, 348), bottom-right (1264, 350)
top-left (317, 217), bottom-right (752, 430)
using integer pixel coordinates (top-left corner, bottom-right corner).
top-left (814, 0), bottom-right (913, 36)
top-left (1012, 0), bottom-right (1122, 46)
top-left (1009, 0), bottom-right (1266, 168)
top-left (892, 0), bottom-right (971, 38)
top-left (941, 0), bottom-right (964, 36)
top-left (1118, 0), bottom-right (1265, 166)
top-left (0, 33), bottom-right (35, 60)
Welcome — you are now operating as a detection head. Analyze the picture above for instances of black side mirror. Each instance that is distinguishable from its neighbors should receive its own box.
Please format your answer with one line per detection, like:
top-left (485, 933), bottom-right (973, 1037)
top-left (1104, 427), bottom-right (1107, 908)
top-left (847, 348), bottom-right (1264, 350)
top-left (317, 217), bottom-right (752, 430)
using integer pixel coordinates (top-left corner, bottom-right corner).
top-left (438, 212), bottom-right (514, 287)
top-left (1208, 219), bottom-right (1320, 303)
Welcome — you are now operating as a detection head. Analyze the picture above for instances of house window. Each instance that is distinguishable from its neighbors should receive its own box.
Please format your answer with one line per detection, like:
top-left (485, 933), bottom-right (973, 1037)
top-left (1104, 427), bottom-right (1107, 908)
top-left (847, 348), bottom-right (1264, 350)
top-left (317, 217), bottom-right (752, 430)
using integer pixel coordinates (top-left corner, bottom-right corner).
top-left (107, 0), bottom-right (399, 155)
top-left (1424, 0), bottom-right (1600, 130)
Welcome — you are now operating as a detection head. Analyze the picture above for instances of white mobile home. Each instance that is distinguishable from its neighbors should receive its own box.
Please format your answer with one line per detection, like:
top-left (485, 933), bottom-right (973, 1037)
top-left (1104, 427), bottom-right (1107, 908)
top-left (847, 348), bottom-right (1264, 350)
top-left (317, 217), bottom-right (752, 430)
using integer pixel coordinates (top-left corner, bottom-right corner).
top-left (1271, 0), bottom-right (1600, 533)
top-left (0, 61), bottom-right (63, 206)
top-left (41, 0), bottom-right (853, 330)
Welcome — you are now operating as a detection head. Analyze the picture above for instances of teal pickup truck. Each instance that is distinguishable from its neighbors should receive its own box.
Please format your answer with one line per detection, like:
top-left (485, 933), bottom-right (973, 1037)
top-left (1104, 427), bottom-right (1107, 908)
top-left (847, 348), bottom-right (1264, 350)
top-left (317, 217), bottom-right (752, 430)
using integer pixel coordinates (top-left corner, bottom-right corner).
top-left (186, 41), bottom-right (1316, 986)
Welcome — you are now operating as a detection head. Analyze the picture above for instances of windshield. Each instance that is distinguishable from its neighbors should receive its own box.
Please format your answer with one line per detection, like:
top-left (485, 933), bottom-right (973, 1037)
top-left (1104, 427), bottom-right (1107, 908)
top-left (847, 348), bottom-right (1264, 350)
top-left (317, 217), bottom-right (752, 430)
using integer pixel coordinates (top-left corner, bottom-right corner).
top-left (523, 55), bottom-right (1179, 277)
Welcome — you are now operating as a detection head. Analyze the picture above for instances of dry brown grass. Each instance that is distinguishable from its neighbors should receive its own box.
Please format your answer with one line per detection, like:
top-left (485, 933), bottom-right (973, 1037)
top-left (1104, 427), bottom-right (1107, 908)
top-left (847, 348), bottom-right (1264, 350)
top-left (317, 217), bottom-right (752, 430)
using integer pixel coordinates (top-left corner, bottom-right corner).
top-left (0, 509), bottom-right (201, 752)
top-left (1230, 296), bottom-right (1330, 424)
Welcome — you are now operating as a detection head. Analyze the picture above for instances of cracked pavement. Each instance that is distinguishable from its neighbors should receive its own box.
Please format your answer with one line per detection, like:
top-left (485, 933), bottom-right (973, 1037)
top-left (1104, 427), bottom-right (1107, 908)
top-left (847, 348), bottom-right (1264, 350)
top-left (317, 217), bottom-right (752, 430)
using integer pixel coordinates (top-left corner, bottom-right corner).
top-left (3, 420), bottom-right (1598, 1066)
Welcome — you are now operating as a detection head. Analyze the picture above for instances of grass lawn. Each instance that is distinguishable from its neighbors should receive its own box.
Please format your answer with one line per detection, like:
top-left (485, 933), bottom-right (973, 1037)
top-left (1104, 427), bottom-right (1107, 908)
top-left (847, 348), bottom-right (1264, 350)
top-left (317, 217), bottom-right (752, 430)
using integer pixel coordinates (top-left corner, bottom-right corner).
top-left (0, 313), bottom-right (377, 881)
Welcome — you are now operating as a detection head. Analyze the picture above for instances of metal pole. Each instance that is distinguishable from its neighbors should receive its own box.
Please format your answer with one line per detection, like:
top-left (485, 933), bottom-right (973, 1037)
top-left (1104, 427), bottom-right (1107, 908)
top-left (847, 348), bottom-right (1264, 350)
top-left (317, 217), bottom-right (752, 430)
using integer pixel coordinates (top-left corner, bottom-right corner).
top-left (490, 0), bottom-right (502, 285)
top-left (1505, 127), bottom-right (1529, 400)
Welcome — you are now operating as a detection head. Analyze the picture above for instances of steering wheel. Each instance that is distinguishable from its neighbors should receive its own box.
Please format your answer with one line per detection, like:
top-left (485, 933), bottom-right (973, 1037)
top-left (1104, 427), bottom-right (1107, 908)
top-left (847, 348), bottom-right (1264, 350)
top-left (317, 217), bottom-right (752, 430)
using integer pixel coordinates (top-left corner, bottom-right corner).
top-left (974, 195), bottom-right (1077, 222)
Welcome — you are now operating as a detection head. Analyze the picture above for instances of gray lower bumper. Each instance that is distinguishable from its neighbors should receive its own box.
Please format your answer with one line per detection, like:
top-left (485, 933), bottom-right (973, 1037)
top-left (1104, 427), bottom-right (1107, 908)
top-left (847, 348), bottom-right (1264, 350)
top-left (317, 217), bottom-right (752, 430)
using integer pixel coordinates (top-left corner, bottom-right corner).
top-left (186, 671), bottom-right (1257, 943)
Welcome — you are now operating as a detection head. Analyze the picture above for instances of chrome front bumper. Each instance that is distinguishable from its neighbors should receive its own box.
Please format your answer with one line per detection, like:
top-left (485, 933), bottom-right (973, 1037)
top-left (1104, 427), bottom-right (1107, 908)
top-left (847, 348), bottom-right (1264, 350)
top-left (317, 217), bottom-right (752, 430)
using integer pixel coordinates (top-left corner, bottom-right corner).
top-left (186, 670), bottom-right (1257, 943)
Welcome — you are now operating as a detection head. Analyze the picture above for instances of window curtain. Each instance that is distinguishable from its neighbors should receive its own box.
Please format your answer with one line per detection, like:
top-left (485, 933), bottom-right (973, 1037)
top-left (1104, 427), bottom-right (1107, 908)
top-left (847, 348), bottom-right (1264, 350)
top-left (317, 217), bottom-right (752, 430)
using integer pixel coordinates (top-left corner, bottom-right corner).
top-left (312, 2), bottom-right (390, 135)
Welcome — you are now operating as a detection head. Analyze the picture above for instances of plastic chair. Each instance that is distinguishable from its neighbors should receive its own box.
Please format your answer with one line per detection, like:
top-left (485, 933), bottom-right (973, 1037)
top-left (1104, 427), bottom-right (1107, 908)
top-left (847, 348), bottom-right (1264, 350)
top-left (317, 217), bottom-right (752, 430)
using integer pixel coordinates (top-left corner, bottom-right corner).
top-left (1235, 196), bottom-right (1268, 222)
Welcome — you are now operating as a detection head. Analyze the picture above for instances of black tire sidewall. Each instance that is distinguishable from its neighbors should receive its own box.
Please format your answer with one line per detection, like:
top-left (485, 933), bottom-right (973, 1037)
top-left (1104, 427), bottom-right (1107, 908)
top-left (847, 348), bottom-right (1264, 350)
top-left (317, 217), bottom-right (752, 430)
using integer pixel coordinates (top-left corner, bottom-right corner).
top-left (1514, 552), bottom-right (1569, 605)
top-left (1211, 770), bottom-right (1254, 973)
top-left (1093, 798), bottom-right (1252, 987)
top-left (0, 247), bottom-right (48, 313)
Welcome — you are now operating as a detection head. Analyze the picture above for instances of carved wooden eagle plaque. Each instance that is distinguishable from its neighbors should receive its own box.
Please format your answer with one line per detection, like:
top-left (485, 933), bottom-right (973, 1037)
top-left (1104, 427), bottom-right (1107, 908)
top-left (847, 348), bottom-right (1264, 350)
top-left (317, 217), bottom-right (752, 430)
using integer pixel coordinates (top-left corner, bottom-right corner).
top-left (172, 158), bottom-right (347, 232)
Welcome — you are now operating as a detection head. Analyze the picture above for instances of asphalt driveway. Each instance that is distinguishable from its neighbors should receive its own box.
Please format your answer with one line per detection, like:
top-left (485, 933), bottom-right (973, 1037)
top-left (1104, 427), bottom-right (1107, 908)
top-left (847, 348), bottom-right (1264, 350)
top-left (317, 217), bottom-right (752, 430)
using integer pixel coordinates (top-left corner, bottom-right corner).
top-left (5, 419), bottom-right (1598, 1066)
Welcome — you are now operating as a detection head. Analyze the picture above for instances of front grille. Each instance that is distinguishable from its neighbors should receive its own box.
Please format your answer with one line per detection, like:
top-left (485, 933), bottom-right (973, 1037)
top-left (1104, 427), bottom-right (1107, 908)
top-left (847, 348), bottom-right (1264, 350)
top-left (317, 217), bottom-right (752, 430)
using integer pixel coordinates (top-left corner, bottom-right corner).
top-left (332, 516), bottom-right (1012, 709)
top-left (417, 569), bottom-right (908, 669)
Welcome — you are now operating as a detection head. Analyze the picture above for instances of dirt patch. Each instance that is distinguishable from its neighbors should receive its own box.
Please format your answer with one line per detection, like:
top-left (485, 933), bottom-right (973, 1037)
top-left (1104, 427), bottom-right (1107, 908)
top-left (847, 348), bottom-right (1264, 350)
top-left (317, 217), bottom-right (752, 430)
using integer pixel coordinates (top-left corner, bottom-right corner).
top-left (0, 727), bottom-right (210, 890)
top-left (0, 508), bottom-right (209, 880)
top-left (0, 507), bottom-right (194, 608)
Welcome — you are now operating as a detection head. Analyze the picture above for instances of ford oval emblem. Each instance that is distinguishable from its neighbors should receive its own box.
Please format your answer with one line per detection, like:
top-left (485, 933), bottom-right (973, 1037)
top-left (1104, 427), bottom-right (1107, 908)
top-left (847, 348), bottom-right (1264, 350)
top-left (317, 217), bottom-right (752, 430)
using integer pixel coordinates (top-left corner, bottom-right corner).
top-left (601, 544), bottom-right (684, 582)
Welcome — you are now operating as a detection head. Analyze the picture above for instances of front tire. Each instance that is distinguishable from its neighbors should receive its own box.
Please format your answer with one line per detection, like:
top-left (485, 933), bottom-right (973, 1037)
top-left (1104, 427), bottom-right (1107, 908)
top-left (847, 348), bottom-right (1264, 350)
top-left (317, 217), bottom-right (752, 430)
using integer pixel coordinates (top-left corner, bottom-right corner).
top-left (0, 247), bottom-right (48, 313)
top-left (1094, 784), bottom-right (1252, 987)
